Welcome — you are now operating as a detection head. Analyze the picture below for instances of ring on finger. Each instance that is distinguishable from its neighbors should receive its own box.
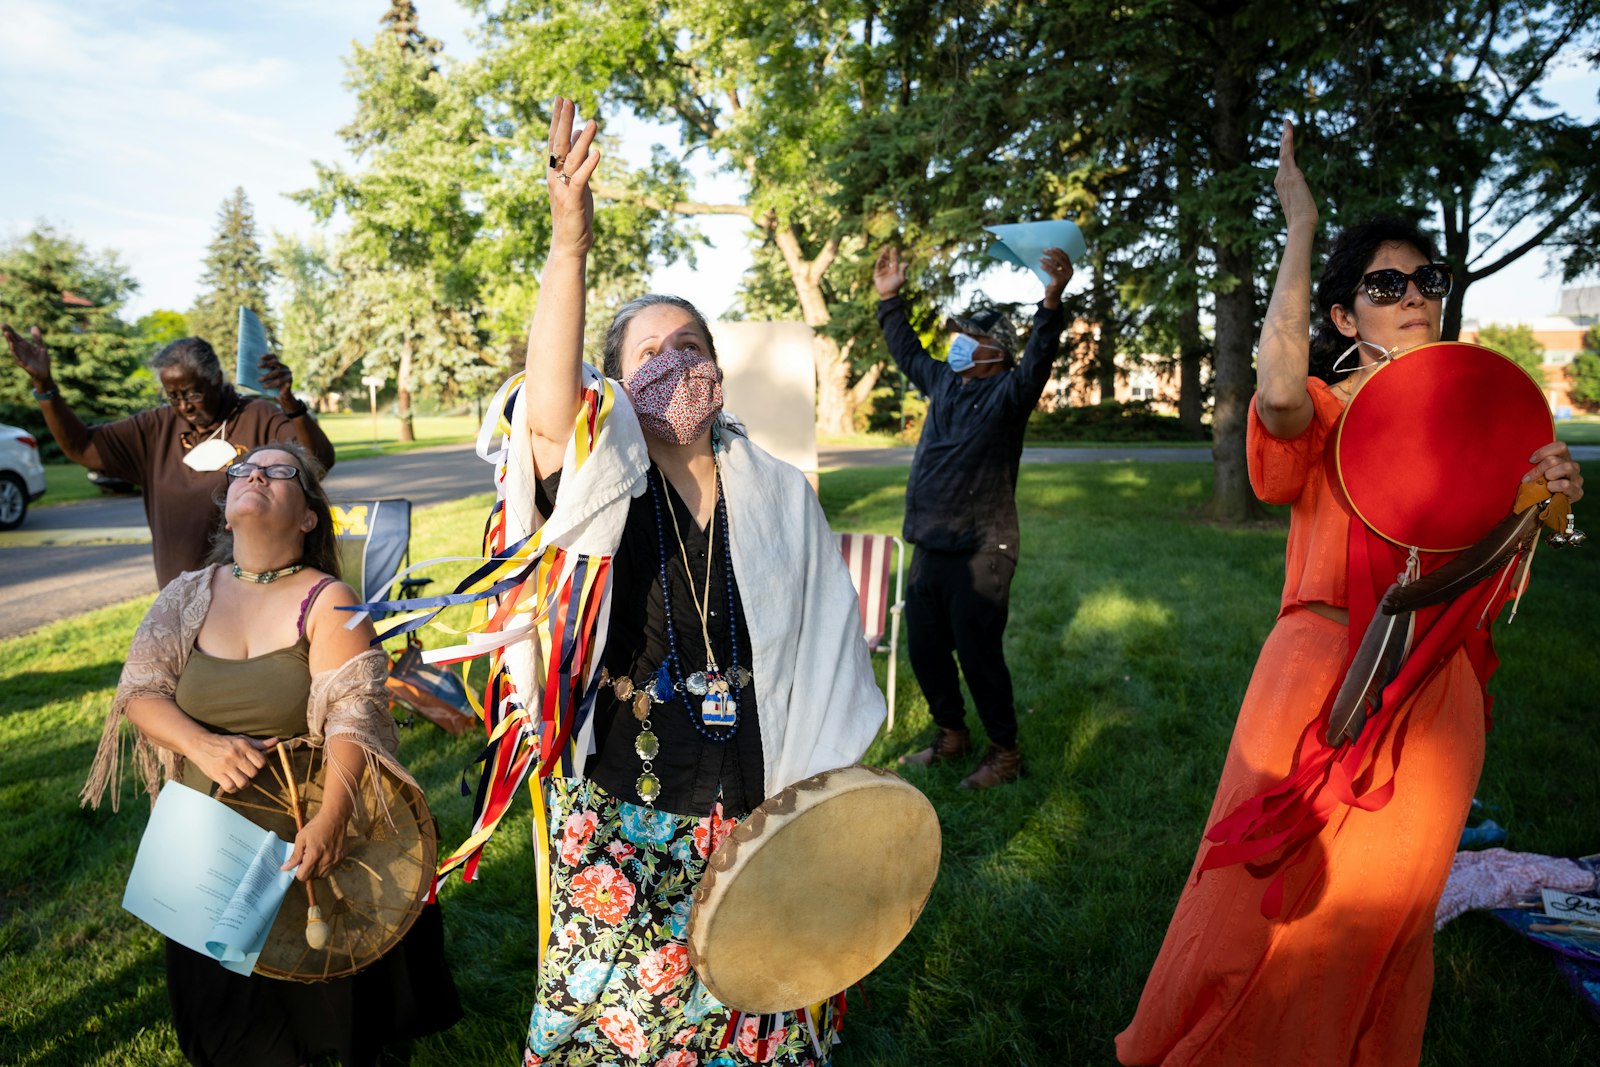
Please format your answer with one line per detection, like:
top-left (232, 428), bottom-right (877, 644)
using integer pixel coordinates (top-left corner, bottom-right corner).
top-left (549, 153), bottom-right (566, 169)
top-left (560, 172), bottom-right (571, 186)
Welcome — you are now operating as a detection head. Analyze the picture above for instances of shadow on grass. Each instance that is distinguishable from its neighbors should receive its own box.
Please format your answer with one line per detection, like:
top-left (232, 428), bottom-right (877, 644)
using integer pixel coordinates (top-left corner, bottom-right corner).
top-left (0, 661), bottom-right (123, 718)
top-left (2, 945), bottom-right (172, 1067)
top-left (5, 463), bottom-right (1596, 1066)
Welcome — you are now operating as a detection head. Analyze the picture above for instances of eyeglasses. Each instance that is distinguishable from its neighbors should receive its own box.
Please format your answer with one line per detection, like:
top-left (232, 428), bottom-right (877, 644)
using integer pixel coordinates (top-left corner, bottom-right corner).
top-left (1358, 264), bottom-right (1452, 305)
top-left (164, 389), bottom-right (208, 406)
top-left (227, 461), bottom-right (302, 483)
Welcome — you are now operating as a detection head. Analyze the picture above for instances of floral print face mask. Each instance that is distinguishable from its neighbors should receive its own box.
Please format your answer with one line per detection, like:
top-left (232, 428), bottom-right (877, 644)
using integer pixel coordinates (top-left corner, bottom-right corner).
top-left (624, 347), bottom-right (724, 446)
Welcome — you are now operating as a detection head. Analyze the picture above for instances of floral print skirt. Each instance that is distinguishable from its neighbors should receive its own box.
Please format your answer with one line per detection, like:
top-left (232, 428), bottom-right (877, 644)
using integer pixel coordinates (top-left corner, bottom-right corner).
top-left (524, 777), bottom-right (839, 1067)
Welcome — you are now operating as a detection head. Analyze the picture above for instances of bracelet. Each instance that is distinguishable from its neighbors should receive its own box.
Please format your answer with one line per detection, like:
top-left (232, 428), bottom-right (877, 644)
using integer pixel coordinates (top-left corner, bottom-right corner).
top-left (32, 384), bottom-right (59, 401)
top-left (283, 404), bottom-right (310, 419)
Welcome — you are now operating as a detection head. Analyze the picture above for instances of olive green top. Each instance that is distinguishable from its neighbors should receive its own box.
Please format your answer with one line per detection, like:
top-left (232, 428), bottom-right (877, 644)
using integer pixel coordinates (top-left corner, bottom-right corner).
top-left (175, 637), bottom-right (311, 794)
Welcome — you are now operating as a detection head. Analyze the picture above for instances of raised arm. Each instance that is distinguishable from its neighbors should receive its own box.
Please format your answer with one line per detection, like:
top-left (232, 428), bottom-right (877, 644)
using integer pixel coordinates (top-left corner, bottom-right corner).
top-left (3, 324), bottom-right (105, 469)
top-left (259, 352), bottom-right (337, 470)
top-left (873, 246), bottom-right (941, 396)
top-left (1255, 120), bottom-right (1320, 439)
top-left (526, 96), bottom-right (602, 479)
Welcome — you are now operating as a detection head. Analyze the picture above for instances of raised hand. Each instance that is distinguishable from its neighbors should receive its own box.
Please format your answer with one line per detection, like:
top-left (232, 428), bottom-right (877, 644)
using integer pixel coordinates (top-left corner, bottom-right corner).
top-left (1274, 120), bottom-right (1319, 230)
top-left (3, 324), bottom-right (52, 387)
top-left (874, 246), bottom-right (908, 300)
top-left (1039, 247), bottom-right (1073, 308)
top-left (546, 95), bottom-right (601, 255)
top-left (258, 353), bottom-right (297, 408)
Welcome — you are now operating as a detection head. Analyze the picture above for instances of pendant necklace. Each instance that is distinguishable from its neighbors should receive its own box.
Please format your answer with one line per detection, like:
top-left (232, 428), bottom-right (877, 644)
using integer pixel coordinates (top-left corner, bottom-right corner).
top-left (625, 457), bottom-right (750, 805)
top-left (231, 561), bottom-right (304, 584)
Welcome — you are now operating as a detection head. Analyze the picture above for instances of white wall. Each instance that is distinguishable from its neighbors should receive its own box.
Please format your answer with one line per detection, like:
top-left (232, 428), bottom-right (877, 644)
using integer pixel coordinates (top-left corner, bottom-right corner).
top-left (710, 320), bottom-right (819, 475)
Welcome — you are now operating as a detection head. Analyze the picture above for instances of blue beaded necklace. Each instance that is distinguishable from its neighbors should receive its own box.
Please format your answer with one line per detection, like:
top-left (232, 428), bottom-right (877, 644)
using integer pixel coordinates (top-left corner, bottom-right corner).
top-left (646, 455), bottom-right (748, 742)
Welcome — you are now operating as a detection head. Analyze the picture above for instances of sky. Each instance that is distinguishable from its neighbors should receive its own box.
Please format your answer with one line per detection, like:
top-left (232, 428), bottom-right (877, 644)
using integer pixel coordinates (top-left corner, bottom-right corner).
top-left (2, 0), bottom-right (1597, 332)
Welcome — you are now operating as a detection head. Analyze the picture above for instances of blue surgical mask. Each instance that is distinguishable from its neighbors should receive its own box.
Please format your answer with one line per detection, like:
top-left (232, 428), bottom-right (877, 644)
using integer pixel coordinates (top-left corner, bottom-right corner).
top-left (947, 334), bottom-right (1004, 373)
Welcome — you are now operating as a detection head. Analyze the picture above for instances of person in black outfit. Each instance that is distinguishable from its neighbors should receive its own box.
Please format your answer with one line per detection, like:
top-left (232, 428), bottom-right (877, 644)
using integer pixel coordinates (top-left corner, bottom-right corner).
top-left (873, 243), bottom-right (1071, 789)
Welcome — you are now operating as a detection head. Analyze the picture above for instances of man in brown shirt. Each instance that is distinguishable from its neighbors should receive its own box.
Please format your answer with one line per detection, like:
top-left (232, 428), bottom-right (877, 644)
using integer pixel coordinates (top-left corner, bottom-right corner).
top-left (4, 327), bottom-right (336, 588)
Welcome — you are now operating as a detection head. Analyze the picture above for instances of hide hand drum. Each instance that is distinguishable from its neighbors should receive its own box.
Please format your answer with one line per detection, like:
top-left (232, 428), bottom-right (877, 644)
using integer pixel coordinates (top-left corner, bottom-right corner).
top-left (686, 764), bottom-right (941, 1014)
top-left (217, 738), bottom-right (436, 982)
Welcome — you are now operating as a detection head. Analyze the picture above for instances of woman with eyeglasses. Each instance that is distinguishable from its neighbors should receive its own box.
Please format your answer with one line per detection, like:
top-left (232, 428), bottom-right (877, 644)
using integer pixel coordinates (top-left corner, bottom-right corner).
top-left (1116, 122), bottom-right (1583, 1065)
top-left (82, 441), bottom-right (460, 1067)
top-left (3, 328), bottom-right (334, 587)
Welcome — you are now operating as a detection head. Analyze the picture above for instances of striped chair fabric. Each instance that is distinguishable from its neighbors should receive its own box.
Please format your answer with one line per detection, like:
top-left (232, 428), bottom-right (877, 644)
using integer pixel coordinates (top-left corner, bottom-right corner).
top-left (834, 531), bottom-right (905, 730)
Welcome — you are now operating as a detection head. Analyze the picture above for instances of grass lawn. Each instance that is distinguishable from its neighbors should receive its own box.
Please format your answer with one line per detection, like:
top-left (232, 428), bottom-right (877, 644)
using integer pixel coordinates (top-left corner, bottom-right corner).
top-left (1557, 419), bottom-right (1600, 446)
top-left (38, 462), bottom-right (105, 506)
top-left (2, 464), bottom-right (1597, 1065)
top-left (317, 413), bottom-right (479, 460)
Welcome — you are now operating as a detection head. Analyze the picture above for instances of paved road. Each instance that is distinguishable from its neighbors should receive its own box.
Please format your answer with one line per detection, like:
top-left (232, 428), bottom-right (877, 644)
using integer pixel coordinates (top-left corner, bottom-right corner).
top-left (4, 440), bottom-right (1594, 640)
top-left (0, 444), bottom-right (496, 640)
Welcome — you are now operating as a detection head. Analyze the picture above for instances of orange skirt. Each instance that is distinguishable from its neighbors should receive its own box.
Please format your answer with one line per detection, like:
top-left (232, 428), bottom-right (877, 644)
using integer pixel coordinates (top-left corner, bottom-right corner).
top-left (1116, 607), bottom-right (1485, 1066)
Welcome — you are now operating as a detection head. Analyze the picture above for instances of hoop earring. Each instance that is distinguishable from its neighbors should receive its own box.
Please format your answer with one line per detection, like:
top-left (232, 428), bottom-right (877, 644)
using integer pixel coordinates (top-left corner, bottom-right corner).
top-left (1331, 337), bottom-right (1393, 376)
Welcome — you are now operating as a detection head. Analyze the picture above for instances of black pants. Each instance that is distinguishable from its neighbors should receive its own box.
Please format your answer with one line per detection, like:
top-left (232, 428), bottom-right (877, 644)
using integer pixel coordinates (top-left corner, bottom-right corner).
top-left (905, 545), bottom-right (1018, 748)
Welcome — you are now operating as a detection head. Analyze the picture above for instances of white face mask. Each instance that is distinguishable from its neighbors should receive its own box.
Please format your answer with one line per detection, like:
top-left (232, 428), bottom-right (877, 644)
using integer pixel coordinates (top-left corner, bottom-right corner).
top-left (182, 427), bottom-right (238, 472)
top-left (1331, 337), bottom-right (1395, 376)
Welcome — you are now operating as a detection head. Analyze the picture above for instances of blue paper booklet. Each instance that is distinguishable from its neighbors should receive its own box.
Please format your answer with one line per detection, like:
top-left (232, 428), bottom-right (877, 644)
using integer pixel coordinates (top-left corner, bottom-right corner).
top-left (235, 306), bottom-right (272, 397)
top-left (984, 220), bottom-right (1088, 284)
top-left (123, 780), bottom-right (296, 976)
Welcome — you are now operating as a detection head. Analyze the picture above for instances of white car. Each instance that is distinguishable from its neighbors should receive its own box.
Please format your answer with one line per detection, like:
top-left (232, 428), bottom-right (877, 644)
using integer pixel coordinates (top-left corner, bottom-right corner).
top-left (0, 423), bottom-right (47, 529)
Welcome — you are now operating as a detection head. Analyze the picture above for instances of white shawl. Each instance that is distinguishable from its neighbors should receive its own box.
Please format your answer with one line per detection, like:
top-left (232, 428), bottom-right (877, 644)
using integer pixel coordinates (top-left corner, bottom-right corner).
top-left (502, 367), bottom-right (885, 796)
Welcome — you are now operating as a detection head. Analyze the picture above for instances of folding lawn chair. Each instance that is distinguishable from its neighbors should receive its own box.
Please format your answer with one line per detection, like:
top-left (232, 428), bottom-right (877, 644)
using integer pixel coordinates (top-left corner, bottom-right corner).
top-left (834, 532), bottom-right (906, 730)
top-left (332, 499), bottom-right (476, 735)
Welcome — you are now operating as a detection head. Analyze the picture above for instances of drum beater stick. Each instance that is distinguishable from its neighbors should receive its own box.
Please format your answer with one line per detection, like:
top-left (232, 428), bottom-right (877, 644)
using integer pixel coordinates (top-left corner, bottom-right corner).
top-left (277, 745), bottom-right (331, 950)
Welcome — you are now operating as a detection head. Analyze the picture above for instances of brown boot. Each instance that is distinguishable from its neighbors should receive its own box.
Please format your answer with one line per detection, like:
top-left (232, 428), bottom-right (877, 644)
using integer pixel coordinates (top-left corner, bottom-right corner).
top-left (897, 726), bottom-right (972, 767)
top-left (960, 744), bottom-right (1022, 789)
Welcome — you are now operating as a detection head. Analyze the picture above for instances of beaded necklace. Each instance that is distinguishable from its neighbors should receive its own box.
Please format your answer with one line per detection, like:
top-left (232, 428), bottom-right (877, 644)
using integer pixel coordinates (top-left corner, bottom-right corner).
top-left (231, 560), bottom-right (304, 584)
top-left (617, 453), bottom-right (749, 804)
top-left (649, 459), bottom-right (745, 735)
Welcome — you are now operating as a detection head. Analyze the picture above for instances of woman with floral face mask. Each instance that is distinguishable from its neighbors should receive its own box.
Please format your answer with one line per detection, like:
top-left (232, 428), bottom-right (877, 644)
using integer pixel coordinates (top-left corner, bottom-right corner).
top-left (1117, 123), bottom-right (1583, 1066)
top-left (440, 97), bottom-right (885, 1066)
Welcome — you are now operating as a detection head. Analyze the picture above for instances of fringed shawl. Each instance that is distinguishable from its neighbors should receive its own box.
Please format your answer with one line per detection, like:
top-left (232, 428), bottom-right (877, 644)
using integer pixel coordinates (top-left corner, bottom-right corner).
top-left (83, 565), bottom-right (419, 813)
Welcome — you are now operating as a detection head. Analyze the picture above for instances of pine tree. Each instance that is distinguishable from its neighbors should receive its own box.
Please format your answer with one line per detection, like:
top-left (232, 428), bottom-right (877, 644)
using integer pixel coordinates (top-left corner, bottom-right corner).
top-left (380, 0), bottom-right (441, 57)
top-left (188, 187), bottom-right (277, 364)
top-left (0, 226), bottom-right (148, 437)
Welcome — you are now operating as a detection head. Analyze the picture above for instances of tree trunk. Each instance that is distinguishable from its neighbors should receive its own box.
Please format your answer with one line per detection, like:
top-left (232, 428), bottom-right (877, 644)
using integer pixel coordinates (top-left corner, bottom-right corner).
top-left (397, 338), bottom-right (415, 442)
top-left (1205, 33), bottom-right (1265, 522)
top-left (813, 335), bottom-right (853, 436)
top-left (1089, 250), bottom-right (1117, 402)
top-left (1178, 302), bottom-right (1206, 432)
top-left (1439, 191), bottom-right (1469, 343)
top-left (771, 225), bottom-right (855, 436)
top-left (1176, 174), bottom-right (1206, 432)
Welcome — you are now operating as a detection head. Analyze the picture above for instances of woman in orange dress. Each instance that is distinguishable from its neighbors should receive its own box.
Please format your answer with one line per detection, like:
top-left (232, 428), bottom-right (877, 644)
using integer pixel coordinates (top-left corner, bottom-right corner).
top-left (1115, 123), bottom-right (1585, 1065)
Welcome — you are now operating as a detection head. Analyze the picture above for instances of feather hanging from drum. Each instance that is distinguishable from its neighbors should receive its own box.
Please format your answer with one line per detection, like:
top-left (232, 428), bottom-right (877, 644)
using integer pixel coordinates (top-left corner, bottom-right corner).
top-left (1324, 588), bottom-right (1415, 746)
top-left (1380, 503), bottom-right (1546, 617)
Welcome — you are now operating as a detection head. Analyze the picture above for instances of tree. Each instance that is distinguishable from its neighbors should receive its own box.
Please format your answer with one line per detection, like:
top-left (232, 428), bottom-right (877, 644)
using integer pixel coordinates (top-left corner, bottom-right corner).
top-left (1355, 0), bottom-right (1600, 340)
top-left (329, 251), bottom-right (500, 415)
top-left (468, 0), bottom-right (906, 434)
top-left (1475, 322), bottom-right (1546, 379)
top-left (1570, 326), bottom-right (1600, 409)
top-left (270, 234), bottom-right (348, 402)
top-left (0, 226), bottom-right (147, 433)
top-left (188, 187), bottom-right (278, 362)
top-left (133, 310), bottom-right (190, 360)
top-left (300, 3), bottom-right (487, 439)
top-left (301, 2), bottom-right (681, 438)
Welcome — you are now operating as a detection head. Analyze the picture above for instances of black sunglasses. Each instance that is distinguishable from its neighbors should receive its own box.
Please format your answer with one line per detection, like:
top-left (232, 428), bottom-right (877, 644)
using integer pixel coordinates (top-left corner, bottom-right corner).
top-left (1358, 264), bottom-right (1452, 305)
top-left (227, 461), bottom-right (302, 483)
